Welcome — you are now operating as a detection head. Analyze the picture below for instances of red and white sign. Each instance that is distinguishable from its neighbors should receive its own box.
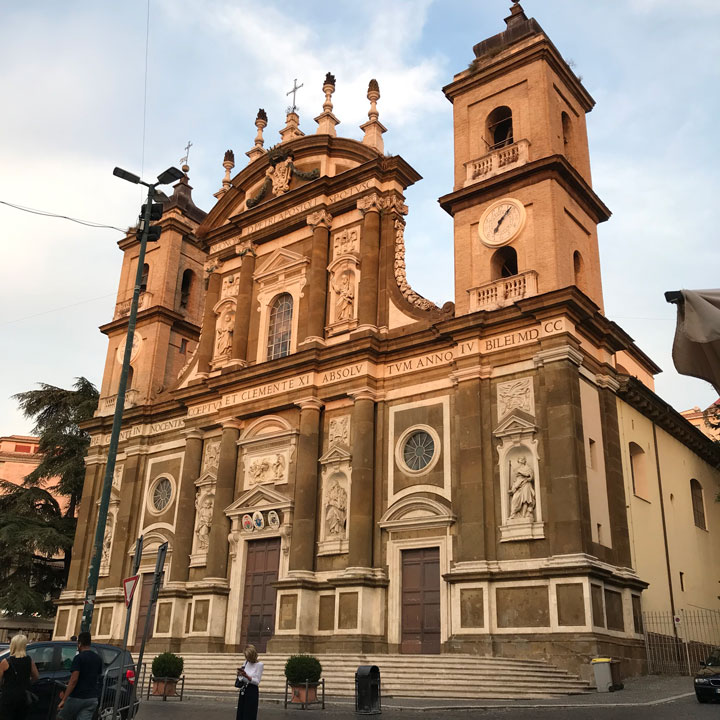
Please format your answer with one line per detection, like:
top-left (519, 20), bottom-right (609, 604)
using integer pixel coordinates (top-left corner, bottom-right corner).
top-left (123, 575), bottom-right (140, 607)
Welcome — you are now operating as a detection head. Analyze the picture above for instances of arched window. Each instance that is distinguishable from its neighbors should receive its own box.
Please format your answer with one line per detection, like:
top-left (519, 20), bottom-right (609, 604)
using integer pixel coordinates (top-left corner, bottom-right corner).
top-left (629, 442), bottom-right (647, 498)
top-left (140, 263), bottom-right (149, 292)
top-left (126, 365), bottom-right (134, 391)
top-left (491, 246), bottom-right (518, 280)
top-left (573, 250), bottom-right (585, 291)
top-left (486, 106), bottom-right (514, 150)
top-left (690, 479), bottom-right (706, 529)
top-left (266, 293), bottom-right (293, 360)
top-left (562, 112), bottom-right (573, 156)
top-left (180, 269), bottom-right (194, 310)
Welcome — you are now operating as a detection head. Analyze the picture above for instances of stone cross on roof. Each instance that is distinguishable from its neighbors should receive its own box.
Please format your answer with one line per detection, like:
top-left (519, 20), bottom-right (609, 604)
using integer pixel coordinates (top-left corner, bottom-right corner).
top-left (286, 78), bottom-right (304, 114)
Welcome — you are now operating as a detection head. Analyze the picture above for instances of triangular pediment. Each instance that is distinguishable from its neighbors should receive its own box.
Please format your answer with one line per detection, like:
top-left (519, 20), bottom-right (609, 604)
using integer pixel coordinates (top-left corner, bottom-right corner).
top-left (225, 484), bottom-right (292, 516)
top-left (254, 247), bottom-right (308, 279)
top-left (318, 445), bottom-right (352, 465)
top-left (493, 411), bottom-right (538, 438)
top-left (195, 470), bottom-right (217, 487)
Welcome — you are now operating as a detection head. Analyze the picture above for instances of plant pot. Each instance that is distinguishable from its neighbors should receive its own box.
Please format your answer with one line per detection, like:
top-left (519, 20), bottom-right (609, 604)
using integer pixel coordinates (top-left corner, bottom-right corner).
top-left (290, 682), bottom-right (318, 704)
top-left (152, 678), bottom-right (178, 697)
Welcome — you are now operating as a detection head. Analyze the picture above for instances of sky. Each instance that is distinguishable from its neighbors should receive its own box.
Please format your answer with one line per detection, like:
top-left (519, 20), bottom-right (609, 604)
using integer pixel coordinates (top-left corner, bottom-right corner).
top-left (1, 0), bottom-right (719, 436)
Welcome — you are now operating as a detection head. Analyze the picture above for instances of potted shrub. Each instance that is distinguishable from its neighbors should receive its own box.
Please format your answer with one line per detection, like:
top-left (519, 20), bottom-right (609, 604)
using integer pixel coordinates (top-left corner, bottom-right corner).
top-left (284, 654), bottom-right (322, 704)
top-left (151, 652), bottom-right (184, 697)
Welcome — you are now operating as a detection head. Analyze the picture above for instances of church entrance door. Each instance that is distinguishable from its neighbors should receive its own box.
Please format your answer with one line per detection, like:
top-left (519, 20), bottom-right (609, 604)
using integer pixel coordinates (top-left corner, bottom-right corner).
top-left (240, 538), bottom-right (281, 652)
top-left (133, 573), bottom-right (155, 647)
top-left (400, 547), bottom-right (441, 654)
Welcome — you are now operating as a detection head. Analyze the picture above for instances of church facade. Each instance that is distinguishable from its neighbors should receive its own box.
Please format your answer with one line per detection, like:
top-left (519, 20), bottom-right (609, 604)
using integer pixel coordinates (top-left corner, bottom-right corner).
top-left (55, 4), bottom-right (720, 677)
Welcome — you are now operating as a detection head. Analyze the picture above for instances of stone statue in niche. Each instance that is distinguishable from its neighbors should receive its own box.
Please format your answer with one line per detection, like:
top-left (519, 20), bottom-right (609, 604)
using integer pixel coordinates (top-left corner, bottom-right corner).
top-left (101, 515), bottom-right (114, 566)
top-left (272, 454), bottom-right (286, 481)
top-left (195, 491), bottom-right (214, 551)
top-left (325, 478), bottom-right (347, 537)
top-left (328, 417), bottom-right (349, 447)
top-left (203, 440), bottom-right (220, 472)
top-left (332, 270), bottom-right (355, 321)
top-left (508, 455), bottom-right (536, 520)
top-left (214, 309), bottom-right (234, 358)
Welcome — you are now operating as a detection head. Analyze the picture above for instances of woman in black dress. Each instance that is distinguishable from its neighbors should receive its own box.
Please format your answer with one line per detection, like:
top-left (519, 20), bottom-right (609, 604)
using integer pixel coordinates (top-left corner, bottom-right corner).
top-left (0, 634), bottom-right (40, 720)
top-left (235, 644), bottom-right (263, 720)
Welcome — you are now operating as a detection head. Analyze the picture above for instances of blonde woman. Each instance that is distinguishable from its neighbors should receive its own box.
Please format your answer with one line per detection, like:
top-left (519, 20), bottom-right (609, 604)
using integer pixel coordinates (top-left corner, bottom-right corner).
top-left (0, 634), bottom-right (40, 720)
top-left (235, 644), bottom-right (263, 720)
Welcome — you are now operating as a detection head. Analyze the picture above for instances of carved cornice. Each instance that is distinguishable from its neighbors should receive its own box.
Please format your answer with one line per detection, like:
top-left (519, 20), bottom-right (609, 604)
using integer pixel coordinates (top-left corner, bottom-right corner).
top-left (533, 345), bottom-right (584, 368)
top-left (381, 194), bottom-right (408, 216)
top-left (616, 376), bottom-right (720, 468)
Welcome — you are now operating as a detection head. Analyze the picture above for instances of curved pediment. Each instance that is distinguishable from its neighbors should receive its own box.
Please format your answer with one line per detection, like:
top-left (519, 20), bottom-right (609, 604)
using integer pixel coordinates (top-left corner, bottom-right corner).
top-left (379, 495), bottom-right (456, 531)
top-left (197, 135), bottom-right (381, 240)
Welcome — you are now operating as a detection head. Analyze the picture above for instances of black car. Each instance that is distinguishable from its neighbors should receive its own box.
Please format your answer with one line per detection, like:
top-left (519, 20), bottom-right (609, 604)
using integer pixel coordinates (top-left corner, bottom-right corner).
top-left (0, 641), bottom-right (140, 720)
top-left (694, 648), bottom-right (720, 703)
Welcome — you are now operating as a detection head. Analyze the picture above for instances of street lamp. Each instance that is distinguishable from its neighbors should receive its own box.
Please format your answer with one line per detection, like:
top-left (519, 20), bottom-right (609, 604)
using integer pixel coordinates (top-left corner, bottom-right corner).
top-left (80, 165), bottom-right (184, 634)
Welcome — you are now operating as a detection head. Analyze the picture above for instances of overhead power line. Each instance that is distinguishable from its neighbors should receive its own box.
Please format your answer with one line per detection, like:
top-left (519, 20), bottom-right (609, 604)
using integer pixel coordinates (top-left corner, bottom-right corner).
top-left (0, 293), bottom-right (117, 326)
top-left (0, 199), bottom-right (126, 232)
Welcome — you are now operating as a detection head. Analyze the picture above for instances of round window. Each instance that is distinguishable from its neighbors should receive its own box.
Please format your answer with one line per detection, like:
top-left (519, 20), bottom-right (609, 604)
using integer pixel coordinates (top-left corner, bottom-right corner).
top-left (402, 430), bottom-right (436, 472)
top-left (152, 477), bottom-right (173, 512)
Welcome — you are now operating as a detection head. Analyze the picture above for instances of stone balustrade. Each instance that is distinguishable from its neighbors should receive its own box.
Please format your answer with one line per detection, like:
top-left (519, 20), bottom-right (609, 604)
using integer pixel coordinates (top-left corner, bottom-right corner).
top-left (96, 389), bottom-right (140, 417)
top-left (468, 270), bottom-right (538, 312)
top-left (464, 139), bottom-right (530, 186)
top-left (114, 292), bottom-right (153, 319)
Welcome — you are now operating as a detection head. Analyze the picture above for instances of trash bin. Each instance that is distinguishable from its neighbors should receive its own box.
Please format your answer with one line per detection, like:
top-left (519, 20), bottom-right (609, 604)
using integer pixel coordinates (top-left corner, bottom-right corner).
top-left (590, 657), bottom-right (624, 692)
top-left (355, 665), bottom-right (381, 714)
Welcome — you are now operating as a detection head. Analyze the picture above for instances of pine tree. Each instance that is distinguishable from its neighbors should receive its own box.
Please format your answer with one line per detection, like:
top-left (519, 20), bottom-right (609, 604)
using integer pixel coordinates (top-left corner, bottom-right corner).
top-left (0, 377), bottom-right (98, 616)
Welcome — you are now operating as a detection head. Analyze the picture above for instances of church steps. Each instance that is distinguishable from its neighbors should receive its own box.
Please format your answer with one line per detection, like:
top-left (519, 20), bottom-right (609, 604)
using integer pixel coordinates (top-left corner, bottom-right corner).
top-left (177, 654), bottom-right (591, 698)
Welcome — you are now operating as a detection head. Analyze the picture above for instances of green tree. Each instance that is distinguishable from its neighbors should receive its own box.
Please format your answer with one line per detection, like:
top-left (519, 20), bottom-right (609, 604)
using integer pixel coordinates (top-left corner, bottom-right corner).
top-left (0, 377), bottom-right (98, 616)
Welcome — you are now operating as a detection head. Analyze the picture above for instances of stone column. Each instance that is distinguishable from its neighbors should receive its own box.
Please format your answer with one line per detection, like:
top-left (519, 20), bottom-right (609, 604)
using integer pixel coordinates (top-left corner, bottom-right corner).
top-left (304, 210), bottom-right (332, 342)
top-left (231, 250), bottom-right (256, 363)
top-left (356, 194), bottom-right (381, 329)
top-left (348, 390), bottom-right (375, 569)
top-left (197, 271), bottom-right (222, 373)
top-left (205, 420), bottom-right (242, 579)
top-left (452, 370), bottom-right (486, 562)
top-left (169, 430), bottom-right (204, 583)
top-left (289, 398), bottom-right (323, 573)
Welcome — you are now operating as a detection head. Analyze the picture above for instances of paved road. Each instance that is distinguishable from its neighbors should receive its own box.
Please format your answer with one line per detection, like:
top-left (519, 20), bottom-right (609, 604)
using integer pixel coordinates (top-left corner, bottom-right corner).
top-left (138, 691), bottom-right (713, 720)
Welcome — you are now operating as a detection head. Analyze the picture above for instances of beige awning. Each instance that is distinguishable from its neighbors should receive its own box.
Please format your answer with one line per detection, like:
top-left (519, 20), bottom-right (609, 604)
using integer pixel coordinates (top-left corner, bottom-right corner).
top-left (669, 289), bottom-right (720, 395)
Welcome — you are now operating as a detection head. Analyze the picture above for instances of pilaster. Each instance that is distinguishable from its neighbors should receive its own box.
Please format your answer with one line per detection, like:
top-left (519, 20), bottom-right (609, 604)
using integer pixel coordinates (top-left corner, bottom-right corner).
top-left (356, 195), bottom-right (381, 329)
top-left (169, 430), bottom-right (204, 583)
top-left (304, 210), bottom-right (332, 342)
top-left (204, 420), bottom-right (242, 579)
top-left (289, 398), bottom-right (323, 573)
top-left (231, 250), bottom-right (256, 364)
top-left (197, 271), bottom-right (222, 374)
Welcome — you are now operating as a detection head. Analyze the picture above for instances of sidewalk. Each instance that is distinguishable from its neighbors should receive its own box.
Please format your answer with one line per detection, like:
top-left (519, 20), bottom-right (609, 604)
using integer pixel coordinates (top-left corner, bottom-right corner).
top-left (181, 674), bottom-right (695, 711)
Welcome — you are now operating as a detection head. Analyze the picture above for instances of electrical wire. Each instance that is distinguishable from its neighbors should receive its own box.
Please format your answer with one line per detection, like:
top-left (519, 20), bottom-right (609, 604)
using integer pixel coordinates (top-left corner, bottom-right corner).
top-left (0, 293), bottom-right (117, 326)
top-left (0, 200), bottom-right (125, 232)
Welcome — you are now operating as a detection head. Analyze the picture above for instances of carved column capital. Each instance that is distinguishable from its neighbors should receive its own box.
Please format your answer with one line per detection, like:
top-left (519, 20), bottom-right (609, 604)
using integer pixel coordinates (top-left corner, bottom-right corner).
top-left (357, 193), bottom-right (381, 215)
top-left (306, 209), bottom-right (333, 229)
top-left (348, 387), bottom-right (383, 402)
top-left (220, 418), bottom-right (243, 431)
top-left (184, 429), bottom-right (205, 441)
top-left (295, 397), bottom-right (324, 412)
top-left (382, 195), bottom-right (408, 216)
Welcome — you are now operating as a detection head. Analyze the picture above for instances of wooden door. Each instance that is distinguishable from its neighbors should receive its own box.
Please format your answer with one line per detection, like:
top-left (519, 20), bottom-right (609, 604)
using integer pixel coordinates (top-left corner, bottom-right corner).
top-left (240, 538), bottom-right (281, 652)
top-left (133, 573), bottom-right (155, 646)
top-left (401, 547), bottom-right (441, 654)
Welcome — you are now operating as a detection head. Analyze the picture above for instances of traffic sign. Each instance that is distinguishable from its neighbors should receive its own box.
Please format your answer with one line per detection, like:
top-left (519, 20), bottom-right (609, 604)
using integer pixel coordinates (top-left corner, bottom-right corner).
top-left (123, 575), bottom-right (140, 607)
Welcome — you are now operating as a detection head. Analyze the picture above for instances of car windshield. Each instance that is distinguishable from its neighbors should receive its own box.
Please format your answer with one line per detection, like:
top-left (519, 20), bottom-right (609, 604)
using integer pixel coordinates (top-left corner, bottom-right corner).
top-left (705, 651), bottom-right (720, 667)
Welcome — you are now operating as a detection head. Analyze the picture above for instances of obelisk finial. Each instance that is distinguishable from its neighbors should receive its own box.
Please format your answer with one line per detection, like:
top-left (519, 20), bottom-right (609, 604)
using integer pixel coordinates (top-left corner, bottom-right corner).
top-left (315, 72), bottom-right (340, 137)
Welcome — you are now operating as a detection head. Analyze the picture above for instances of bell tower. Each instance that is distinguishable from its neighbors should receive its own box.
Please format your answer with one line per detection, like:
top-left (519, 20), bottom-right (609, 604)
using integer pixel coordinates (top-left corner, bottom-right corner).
top-left (440, 1), bottom-right (610, 316)
top-left (96, 169), bottom-right (207, 416)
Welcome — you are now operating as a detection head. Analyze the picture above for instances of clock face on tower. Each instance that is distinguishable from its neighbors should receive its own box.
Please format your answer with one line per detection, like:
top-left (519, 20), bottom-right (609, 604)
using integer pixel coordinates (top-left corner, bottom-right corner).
top-left (478, 197), bottom-right (526, 247)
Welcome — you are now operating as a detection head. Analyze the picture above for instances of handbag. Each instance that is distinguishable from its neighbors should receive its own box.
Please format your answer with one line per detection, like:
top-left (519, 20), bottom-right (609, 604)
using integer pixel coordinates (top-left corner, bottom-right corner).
top-left (235, 662), bottom-right (249, 695)
top-left (8, 658), bottom-right (38, 707)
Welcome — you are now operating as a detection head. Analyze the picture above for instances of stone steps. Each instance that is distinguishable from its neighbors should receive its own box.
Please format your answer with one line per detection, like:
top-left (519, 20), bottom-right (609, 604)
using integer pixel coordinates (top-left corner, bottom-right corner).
top-left (178, 653), bottom-right (591, 699)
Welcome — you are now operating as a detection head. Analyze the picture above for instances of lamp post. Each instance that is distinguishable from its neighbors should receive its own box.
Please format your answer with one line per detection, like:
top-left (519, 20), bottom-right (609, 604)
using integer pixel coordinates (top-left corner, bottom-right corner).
top-left (80, 165), bottom-right (184, 633)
